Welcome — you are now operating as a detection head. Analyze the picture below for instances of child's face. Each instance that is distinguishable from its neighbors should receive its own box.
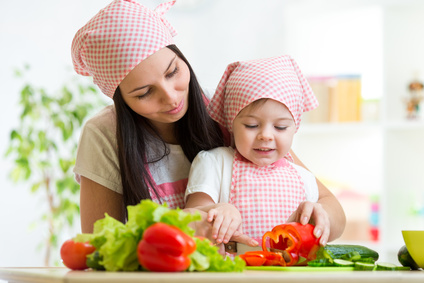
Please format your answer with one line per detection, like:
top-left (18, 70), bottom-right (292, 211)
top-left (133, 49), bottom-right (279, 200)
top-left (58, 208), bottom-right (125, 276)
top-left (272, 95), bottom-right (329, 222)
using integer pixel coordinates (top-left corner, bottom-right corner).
top-left (232, 99), bottom-right (296, 167)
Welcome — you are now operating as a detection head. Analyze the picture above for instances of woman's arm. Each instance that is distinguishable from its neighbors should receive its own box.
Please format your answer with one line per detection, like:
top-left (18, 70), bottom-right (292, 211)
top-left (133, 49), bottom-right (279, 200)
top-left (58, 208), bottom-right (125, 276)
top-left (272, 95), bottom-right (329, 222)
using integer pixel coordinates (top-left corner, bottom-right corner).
top-left (288, 150), bottom-right (346, 245)
top-left (80, 176), bottom-right (125, 233)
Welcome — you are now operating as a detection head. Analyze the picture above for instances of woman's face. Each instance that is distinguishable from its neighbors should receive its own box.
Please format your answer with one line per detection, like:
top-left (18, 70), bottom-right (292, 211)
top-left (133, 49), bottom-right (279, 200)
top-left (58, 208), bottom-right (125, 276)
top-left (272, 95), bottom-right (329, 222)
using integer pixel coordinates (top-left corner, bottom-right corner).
top-left (119, 47), bottom-right (190, 129)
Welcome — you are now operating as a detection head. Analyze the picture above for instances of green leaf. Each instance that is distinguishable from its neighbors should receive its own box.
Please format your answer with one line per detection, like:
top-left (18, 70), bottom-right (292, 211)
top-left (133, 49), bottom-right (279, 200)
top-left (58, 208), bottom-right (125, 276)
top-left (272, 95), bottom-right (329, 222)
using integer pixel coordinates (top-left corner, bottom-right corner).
top-left (58, 86), bottom-right (73, 106)
top-left (58, 158), bottom-right (72, 173)
top-left (62, 121), bottom-right (74, 141)
top-left (31, 182), bottom-right (42, 193)
top-left (41, 91), bottom-right (53, 108)
top-left (10, 130), bottom-right (22, 142)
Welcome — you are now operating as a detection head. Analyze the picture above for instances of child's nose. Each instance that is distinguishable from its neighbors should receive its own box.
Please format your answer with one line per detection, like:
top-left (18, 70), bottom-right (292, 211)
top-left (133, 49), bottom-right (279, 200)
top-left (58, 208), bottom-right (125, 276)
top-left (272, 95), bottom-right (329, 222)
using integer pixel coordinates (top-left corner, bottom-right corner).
top-left (258, 127), bottom-right (273, 141)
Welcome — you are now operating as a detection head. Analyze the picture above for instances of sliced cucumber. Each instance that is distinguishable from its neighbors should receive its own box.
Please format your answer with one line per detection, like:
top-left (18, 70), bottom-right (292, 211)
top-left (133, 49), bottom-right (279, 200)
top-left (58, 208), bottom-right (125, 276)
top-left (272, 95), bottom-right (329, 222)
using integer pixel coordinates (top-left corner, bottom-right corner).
top-left (375, 262), bottom-right (398, 271)
top-left (307, 258), bottom-right (334, 267)
top-left (333, 259), bottom-right (354, 267)
top-left (354, 262), bottom-right (375, 271)
top-left (356, 257), bottom-right (376, 264)
top-left (341, 251), bottom-right (362, 262)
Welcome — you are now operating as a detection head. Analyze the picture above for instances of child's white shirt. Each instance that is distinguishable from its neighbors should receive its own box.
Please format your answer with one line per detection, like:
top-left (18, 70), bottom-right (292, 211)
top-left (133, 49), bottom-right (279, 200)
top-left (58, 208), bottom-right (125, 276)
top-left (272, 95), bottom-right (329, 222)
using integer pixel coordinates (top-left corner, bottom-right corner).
top-left (185, 146), bottom-right (319, 203)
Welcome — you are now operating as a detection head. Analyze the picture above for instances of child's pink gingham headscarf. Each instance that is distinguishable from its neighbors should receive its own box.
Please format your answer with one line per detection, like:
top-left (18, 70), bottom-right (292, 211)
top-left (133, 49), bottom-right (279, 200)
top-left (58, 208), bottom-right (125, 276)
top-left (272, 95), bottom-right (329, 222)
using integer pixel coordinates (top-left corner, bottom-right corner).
top-left (208, 55), bottom-right (318, 132)
top-left (71, 0), bottom-right (177, 98)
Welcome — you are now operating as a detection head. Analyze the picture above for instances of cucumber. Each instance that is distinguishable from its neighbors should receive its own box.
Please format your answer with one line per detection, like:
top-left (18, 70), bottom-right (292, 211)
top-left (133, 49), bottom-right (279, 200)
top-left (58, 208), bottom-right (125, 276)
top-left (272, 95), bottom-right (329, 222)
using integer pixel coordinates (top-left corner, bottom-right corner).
top-left (356, 257), bottom-right (376, 264)
top-left (307, 258), bottom-right (334, 267)
top-left (333, 259), bottom-right (354, 267)
top-left (375, 262), bottom-right (397, 271)
top-left (397, 245), bottom-right (419, 270)
top-left (324, 245), bottom-right (379, 261)
top-left (340, 251), bottom-right (361, 262)
top-left (354, 262), bottom-right (375, 271)
top-left (86, 251), bottom-right (105, 271)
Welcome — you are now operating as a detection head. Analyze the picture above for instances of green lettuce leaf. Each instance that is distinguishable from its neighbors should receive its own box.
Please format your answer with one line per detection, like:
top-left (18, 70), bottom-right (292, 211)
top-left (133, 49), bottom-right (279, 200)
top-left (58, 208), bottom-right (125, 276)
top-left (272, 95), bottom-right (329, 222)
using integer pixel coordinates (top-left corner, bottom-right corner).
top-left (73, 200), bottom-right (245, 272)
top-left (190, 237), bottom-right (245, 272)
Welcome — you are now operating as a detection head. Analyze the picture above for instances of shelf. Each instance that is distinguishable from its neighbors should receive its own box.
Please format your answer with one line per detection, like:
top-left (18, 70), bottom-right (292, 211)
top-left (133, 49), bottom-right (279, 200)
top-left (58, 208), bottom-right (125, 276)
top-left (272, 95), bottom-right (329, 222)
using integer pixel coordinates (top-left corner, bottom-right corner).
top-left (299, 120), bottom-right (424, 134)
top-left (299, 121), bottom-right (382, 134)
top-left (384, 120), bottom-right (424, 130)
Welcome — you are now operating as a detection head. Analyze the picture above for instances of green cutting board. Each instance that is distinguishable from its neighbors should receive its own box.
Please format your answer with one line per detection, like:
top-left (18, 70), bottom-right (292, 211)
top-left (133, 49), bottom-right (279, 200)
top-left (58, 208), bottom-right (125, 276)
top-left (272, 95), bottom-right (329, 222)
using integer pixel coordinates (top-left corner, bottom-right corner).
top-left (246, 266), bottom-right (354, 272)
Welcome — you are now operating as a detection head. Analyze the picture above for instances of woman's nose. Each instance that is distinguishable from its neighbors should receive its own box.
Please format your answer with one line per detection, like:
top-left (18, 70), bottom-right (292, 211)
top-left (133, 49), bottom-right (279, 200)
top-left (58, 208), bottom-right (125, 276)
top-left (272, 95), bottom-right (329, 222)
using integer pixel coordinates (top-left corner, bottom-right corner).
top-left (159, 85), bottom-right (178, 106)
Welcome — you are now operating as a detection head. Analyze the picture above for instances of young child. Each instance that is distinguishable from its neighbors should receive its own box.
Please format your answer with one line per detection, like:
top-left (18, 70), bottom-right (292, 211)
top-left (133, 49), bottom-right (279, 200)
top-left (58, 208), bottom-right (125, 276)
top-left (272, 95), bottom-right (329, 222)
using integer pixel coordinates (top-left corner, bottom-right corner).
top-left (185, 55), bottom-right (320, 249)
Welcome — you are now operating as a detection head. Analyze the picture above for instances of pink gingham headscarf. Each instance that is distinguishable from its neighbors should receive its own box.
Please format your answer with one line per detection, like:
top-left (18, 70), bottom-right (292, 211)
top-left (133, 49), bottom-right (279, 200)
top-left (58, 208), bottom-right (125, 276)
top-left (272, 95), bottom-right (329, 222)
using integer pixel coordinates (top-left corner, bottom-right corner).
top-left (71, 0), bottom-right (177, 98)
top-left (208, 55), bottom-right (318, 132)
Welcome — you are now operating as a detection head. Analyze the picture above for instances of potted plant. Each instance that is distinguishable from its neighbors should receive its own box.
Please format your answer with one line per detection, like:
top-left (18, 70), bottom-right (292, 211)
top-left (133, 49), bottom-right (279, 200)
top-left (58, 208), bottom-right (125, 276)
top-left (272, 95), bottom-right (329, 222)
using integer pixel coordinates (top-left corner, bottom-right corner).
top-left (5, 65), bottom-right (106, 266)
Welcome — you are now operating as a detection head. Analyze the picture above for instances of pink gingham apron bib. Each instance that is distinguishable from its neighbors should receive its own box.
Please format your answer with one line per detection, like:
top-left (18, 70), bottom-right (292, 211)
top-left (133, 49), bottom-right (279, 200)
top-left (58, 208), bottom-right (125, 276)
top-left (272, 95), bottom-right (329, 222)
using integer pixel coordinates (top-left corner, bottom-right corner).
top-left (148, 177), bottom-right (186, 209)
top-left (230, 151), bottom-right (306, 243)
top-left (144, 145), bottom-right (186, 209)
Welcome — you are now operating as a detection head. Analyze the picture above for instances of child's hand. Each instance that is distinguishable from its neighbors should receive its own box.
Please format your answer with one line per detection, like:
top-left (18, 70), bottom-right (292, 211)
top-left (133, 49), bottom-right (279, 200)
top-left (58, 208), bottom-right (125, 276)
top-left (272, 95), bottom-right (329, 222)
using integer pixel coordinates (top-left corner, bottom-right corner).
top-left (286, 201), bottom-right (330, 246)
top-left (207, 203), bottom-right (242, 245)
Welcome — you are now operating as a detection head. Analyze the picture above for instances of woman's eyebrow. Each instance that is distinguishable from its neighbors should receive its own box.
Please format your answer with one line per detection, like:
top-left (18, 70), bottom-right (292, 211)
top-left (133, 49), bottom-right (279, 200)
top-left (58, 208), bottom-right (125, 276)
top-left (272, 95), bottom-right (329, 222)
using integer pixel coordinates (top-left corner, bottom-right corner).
top-left (129, 84), bottom-right (148, 94)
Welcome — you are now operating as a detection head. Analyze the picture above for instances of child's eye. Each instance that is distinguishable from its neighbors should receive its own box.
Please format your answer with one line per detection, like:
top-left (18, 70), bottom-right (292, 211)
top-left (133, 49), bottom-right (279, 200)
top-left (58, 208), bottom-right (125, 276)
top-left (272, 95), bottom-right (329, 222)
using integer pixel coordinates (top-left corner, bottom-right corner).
top-left (244, 124), bottom-right (258, 129)
top-left (275, 126), bottom-right (288, 130)
top-left (166, 66), bottom-right (179, 79)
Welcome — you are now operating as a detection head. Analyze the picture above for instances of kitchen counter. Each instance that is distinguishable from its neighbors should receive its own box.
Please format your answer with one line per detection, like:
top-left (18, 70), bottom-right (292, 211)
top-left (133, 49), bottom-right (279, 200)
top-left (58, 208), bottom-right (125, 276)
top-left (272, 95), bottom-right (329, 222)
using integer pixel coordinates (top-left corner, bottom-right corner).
top-left (0, 267), bottom-right (423, 283)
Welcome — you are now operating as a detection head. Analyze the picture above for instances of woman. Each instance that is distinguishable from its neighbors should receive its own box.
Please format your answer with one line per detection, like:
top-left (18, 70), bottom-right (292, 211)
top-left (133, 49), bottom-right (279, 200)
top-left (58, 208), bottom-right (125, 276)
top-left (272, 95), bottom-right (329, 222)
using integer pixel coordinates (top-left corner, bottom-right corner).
top-left (71, 0), bottom-right (345, 247)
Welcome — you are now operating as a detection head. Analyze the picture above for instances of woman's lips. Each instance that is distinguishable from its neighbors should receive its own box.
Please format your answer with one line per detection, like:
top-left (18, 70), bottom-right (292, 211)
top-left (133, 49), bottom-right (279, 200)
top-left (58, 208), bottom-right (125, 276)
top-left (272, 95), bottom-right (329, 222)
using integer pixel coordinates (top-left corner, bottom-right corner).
top-left (166, 100), bottom-right (184, 115)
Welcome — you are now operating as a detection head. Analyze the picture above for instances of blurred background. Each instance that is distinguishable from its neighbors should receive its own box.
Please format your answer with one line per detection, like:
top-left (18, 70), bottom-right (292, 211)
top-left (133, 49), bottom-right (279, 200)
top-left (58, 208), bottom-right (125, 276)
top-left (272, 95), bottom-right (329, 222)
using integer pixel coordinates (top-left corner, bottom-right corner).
top-left (1, 0), bottom-right (424, 267)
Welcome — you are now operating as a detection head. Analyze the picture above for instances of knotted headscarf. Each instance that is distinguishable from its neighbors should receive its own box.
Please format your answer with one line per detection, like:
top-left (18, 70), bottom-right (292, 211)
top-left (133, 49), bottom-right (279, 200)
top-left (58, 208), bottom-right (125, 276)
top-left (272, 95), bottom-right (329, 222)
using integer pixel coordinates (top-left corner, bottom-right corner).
top-left (208, 55), bottom-right (319, 132)
top-left (71, 0), bottom-right (177, 98)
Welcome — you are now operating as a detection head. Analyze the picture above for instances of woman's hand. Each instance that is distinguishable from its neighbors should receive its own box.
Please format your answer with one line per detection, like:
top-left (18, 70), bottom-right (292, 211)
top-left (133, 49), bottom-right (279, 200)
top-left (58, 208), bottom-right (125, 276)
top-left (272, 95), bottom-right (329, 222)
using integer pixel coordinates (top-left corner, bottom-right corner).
top-left (286, 201), bottom-right (330, 246)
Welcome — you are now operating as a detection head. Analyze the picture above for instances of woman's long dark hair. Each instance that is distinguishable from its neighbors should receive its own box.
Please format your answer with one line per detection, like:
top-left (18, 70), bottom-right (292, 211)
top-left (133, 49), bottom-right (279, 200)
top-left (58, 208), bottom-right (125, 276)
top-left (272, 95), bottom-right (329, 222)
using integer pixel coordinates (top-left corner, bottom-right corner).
top-left (113, 45), bottom-right (224, 218)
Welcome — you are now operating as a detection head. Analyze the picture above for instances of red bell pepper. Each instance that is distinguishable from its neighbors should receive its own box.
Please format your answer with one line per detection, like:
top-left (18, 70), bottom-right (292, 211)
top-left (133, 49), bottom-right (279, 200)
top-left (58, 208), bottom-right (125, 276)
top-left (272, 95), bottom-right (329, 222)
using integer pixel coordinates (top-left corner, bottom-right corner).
top-left (239, 251), bottom-right (286, 266)
top-left (137, 222), bottom-right (196, 272)
top-left (261, 222), bottom-right (321, 266)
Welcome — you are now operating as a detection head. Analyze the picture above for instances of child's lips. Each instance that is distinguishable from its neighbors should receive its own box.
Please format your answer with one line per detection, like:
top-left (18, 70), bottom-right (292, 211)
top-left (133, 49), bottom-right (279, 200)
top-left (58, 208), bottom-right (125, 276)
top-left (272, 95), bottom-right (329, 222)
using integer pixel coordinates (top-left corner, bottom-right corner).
top-left (254, 148), bottom-right (275, 153)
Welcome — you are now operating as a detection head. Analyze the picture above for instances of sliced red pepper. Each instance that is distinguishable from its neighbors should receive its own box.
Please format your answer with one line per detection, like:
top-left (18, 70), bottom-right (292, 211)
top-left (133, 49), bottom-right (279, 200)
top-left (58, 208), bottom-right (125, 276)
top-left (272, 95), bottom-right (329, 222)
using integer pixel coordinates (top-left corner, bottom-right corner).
top-left (262, 222), bottom-right (321, 266)
top-left (239, 251), bottom-right (286, 266)
top-left (137, 222), bottom-right (196, 272)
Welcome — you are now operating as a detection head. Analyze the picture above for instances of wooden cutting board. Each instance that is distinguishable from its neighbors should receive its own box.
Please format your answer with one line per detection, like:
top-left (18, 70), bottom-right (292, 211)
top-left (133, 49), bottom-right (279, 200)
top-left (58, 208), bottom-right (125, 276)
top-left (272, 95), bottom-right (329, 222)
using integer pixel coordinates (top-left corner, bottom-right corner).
top-left (246, 266), bottom-right (354, 272)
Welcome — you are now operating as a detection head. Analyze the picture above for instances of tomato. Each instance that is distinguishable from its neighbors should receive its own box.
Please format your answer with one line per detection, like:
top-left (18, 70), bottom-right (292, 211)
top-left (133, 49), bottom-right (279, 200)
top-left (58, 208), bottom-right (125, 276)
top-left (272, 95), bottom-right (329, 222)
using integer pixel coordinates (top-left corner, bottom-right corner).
top-left (60, 239), bottom-right (96, 270)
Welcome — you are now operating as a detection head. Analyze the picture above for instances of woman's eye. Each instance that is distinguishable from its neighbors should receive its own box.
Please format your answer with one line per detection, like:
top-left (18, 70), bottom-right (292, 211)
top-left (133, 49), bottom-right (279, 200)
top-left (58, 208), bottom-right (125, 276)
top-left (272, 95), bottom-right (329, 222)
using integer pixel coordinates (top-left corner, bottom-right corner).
top-left (136, 88), bottom-right (152, 100)
top-left (166, 66), bottom-right (179, 79)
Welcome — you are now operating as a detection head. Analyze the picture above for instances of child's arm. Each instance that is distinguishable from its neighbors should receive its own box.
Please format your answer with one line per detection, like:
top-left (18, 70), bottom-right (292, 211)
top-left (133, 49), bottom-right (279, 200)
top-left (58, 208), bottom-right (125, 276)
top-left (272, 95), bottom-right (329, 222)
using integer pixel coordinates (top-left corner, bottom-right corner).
top-left (289, 150), bottom-right (346, 246)
top-left (185, 192), bottom-right (243, 245)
